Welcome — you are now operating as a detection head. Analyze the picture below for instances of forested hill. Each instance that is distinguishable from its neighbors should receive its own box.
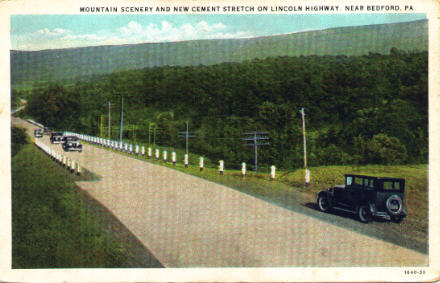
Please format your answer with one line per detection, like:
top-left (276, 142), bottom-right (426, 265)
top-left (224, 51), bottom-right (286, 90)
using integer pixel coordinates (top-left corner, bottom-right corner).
top-left (23, 49), bottom-right (428, 169)
top-left (11, 19), bottom-right (427, 88)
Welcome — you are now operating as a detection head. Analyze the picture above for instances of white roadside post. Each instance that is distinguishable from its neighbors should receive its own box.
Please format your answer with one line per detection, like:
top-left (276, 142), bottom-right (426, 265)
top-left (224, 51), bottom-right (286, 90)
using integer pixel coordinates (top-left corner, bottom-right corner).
top-left (242, 162), bottom-right (246, 177)
top-left (135, 145), bottom-right (139, 155)
top-left (163, 150), bottom-right (167, 162)
top-left (71, 160), bottom-right (76, 173)
top-left (219, 160), bottom-right (224, 175)
top-left (155, 148), bottom-right (159, 160)
top-left (129, 144), bottom-right (133, 154)
top-left (67, 159), bottom-right (71, 171)
top-left (172, 151), bottom-right (176, 165)
top-left (63, 156), bottom-right (66, 167)
top-left (199, 157), bottom-right (204, 171)
top-left (77, 164), bottom-right (81, 175)
top-left (148, 147), bottom-right (152, 158)
top-left (270, 165), bottom-right (276, 180)
top-left (141, 146), bottom-right (145, 157)
top-left (124, 143), bottom-right (128, 153)
top-left (184, 154), bottom-right (188, 168)
top-left (306, 169), bottom-right (311, 187)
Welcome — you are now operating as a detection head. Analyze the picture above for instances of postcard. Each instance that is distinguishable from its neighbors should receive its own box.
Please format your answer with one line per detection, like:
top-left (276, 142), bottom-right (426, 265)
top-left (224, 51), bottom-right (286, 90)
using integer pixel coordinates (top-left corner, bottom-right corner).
top-left (1, 0), bottom-right (439, 281)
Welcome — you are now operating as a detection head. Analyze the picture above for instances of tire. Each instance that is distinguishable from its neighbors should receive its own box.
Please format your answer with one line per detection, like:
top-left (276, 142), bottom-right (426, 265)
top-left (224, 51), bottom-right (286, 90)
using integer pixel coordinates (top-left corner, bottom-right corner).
top-left (317, 194), bottom-right (331, 212)
top-left (386, 195), bottom-right (404, 216)
top-left (358, 205), bottom-right (372, 223)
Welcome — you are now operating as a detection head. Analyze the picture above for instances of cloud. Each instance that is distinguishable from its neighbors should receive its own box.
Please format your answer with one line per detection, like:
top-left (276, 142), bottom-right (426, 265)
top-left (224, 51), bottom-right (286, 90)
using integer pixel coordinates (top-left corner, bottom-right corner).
top-left (11, 21), bottom-right (253, 50)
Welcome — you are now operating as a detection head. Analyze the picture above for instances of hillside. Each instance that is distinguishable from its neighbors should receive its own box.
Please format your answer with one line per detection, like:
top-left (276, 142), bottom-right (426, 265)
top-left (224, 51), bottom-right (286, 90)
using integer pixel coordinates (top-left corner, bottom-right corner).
top-left (22, 49), bottom-right (428, 169)
top-left (11, 20), bottom-right (427, 87)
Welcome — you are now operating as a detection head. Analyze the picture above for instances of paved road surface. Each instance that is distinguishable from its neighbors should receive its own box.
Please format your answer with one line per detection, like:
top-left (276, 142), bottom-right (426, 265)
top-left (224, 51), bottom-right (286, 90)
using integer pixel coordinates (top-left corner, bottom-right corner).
top-left (13, 118), bottom-right (428, 267)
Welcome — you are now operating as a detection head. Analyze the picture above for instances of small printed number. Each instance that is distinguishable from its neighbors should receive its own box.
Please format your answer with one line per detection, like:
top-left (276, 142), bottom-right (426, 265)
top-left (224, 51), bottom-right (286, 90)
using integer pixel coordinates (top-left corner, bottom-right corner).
top-left (404, 270), bottom-right (426, 275)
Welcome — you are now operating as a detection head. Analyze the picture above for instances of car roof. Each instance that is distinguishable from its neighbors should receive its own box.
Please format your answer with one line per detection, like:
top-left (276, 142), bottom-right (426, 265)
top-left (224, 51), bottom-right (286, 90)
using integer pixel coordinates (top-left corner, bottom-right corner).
top-left (344, 174), bottom-right (405, 182)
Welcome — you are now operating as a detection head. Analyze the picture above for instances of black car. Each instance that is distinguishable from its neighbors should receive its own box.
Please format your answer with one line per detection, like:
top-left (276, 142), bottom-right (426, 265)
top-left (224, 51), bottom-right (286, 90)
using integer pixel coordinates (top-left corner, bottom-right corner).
top-left (50, 132), bottom-right (64, 144)
top-left (34, 128), bottom-right (43, 138)
top-left (62, 136), bottom-right (83, 152)
top-left (317, 174), bottom-right (407, 223)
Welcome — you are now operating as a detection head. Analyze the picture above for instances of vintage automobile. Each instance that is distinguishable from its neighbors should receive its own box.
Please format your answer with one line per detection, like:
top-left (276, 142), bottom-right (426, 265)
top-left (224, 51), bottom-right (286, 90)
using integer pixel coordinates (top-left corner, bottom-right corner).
top-left (317, 174), bottom-right (407, 223)
top-left (62, 136), bottom-right (83, 152)
top-left (50, 132), bottom-right (64, 144)
top-left (34, 128), bottom-right (43, 138)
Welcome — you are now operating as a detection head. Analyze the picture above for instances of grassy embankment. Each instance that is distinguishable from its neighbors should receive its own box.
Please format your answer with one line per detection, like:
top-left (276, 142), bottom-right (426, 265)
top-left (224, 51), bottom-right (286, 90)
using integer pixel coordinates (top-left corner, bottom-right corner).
top-left (90, 140), bottom-right (428, 236)
top-left (12, 134), bottom-right (130, 268)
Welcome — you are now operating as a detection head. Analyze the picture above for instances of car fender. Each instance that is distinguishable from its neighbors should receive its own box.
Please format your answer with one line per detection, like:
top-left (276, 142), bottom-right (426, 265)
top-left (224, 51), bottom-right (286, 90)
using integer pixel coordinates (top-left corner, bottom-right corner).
top-left (318, 190), bottom-right (333, 206)
top-left (368, 203), bottom-right (376, 215)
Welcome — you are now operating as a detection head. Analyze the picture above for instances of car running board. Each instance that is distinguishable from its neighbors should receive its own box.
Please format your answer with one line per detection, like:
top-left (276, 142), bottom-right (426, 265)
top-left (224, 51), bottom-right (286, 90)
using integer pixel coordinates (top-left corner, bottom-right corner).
top-left (332, 206), bottom-right (356, 214)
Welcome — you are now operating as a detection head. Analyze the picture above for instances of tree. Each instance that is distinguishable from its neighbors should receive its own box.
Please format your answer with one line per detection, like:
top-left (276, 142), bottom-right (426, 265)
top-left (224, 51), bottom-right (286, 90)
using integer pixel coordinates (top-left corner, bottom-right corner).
top-left (365, 134), bottom-right (407, 165)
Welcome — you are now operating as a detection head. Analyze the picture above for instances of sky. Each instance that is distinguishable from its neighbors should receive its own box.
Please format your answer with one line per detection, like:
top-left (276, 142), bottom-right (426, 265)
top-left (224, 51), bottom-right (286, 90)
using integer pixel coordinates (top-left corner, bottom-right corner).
top-left (11, 14), bottom-right (426, 51)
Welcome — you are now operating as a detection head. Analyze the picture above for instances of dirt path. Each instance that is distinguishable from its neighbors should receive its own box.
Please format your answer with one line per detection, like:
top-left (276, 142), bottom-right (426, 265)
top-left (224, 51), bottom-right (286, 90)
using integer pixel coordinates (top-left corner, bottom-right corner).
top-left (13, 118), bottom-right (428, 267)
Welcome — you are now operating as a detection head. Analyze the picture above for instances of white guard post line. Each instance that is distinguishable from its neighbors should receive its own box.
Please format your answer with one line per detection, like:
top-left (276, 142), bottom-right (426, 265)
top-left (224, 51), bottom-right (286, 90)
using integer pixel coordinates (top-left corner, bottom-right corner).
top-left (200, 157), bottom-right (204, 171)
top-left (184, 154), bottom-right (188, 168)
top-left (270, 165), bottom-right (276, 180)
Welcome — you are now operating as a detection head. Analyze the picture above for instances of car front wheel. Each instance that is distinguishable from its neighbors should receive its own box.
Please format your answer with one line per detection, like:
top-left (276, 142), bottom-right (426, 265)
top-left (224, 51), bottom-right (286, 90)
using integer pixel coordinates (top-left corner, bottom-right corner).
top-left (317, 194), bottom-right (331, 212)
top-left (358, 205), bottom-right (372, 223)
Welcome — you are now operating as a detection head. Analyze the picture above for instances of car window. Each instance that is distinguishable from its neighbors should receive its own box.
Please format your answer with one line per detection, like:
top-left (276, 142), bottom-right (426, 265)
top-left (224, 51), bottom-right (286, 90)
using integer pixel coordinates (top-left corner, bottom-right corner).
top-left (354, 177), bottom-right (363, 186)
top-left (346, 176), bottom-right (353, 185)
top-left (367, 179), bottom-right (374, 188)
top-left (383, 181), bottom-right (400, 190)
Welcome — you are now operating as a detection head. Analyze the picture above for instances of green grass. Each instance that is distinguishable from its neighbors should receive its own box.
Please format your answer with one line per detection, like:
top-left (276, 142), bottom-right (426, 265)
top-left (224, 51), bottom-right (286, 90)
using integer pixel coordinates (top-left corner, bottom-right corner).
top-left (12, 144), bottom-right (129, 268)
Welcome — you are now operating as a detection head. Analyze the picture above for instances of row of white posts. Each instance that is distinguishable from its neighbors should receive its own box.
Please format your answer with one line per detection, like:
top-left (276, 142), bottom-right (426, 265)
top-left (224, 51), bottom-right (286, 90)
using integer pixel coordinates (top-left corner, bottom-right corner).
top-left (64, 132), bottom-right (277, 179)
top-left (34, 139), bottom-right (81, 175)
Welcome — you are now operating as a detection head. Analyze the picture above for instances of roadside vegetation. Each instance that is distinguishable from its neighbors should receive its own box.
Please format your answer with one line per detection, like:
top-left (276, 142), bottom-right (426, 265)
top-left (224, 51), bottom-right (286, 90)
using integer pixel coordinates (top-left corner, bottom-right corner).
top-left (12, 135), bottom-right (129, 268)
top-left (20, 49), bottom-right (428, 170)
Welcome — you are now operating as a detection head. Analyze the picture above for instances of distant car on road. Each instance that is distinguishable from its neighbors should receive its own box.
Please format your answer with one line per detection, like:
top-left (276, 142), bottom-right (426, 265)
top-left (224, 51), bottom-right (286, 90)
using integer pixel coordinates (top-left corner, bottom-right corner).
top-left (62, 136), bottom-right (82, 152)
top-left (34, 128), bottom-right (43, 138)
top-left (317, 174), bottom-right (407, 223)
top-left (50, 132), bottom-right (64, 144)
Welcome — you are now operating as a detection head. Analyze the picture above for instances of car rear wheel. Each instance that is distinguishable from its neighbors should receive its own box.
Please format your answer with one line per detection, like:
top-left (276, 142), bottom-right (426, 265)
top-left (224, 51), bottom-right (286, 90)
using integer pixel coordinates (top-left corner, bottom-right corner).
top-left (317, 195), bottom-right (331, 212)
top-left (358, 205), bottom-right (372, 223)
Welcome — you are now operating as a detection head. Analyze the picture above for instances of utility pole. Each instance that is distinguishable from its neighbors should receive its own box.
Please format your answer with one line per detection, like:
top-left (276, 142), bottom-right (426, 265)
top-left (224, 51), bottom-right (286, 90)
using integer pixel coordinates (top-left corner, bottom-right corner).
top-left (119, 96), bottom-right (124, 142)
top-left (108, 102), bottom-right (111, 139)
top-left (300, 107), bottom-right (307, 169)
top-left (100, 115), bottom-right (104, 138)
top-left (300, 107), bottom-right (310, 186)
top-left (243, 131), bottom-right (270, 173)
top-left (179, 120), bottom-right (197, 155)
top-left (186, 120), bottom-right (189, 154)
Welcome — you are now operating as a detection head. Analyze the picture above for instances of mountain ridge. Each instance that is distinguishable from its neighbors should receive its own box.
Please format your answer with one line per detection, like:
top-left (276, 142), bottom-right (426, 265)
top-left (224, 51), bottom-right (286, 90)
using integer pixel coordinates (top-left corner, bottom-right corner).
top-left (11, 19), bottom-right (427, 87)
